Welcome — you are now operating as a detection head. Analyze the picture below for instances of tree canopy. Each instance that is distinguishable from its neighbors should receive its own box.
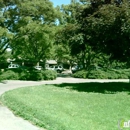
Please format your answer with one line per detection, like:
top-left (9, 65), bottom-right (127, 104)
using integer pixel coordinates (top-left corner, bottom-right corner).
top-left (0, 0), bottom-right (59, 63)
top-left (55, 0), bottom-right (130, 69)
top-left (1, 0), bottom-right (130, 68)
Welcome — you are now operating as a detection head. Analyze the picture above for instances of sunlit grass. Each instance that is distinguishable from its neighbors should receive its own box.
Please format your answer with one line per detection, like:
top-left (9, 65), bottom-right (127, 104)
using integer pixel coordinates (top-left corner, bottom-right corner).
top-left (1, 83), bottom-right (130, 130)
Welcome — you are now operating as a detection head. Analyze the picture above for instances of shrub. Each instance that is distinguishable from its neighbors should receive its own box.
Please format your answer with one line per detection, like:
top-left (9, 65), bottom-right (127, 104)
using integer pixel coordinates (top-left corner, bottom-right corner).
top-left (27, 70), bottom-right (57, 81)
top-left (0, 70), bottom-right (19, 81)
top-left (118, 74), bottom-right (128, 79)
top-left (19, 70), bottom-right (31, 80)
top-left (87, 70), bottom-right (108, 79)
top-left (41, 70), bottom-right (57, 80)
top-left (73, 69), bottom-right (130, 79)
top-left (0, 69), bottom-right (57, 81)
top-left (73, 70), bottom-right (87, 78)
top-left (29, 70), bottom-right (43, 81)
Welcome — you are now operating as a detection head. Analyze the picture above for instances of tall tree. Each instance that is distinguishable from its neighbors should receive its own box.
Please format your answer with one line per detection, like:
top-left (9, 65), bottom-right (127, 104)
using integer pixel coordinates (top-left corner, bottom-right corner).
top-left (0, 0), bottom-right (59, 64)
top-left (78, 1), bottom-right (130, 62)
top-left (56, 1), bottom-right (105, 69)
top-left (12, 22), bottom-right (55, 64)
top-left (55, 1), bottom-right (85, 67)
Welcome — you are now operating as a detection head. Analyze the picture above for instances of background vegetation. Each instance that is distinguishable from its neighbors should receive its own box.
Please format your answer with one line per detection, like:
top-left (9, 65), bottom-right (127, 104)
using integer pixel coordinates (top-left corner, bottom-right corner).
top-left (0, 69), bottom-right (57, 81)
top-left (73, 68), bottom-right (130, 79)
top-left (1, 0), bottom-right (130, 78)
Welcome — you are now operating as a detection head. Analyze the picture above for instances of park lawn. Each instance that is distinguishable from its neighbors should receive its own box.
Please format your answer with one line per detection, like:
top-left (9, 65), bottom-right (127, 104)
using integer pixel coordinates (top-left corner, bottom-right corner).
top-left (1, 82), bottom-right (130, 130)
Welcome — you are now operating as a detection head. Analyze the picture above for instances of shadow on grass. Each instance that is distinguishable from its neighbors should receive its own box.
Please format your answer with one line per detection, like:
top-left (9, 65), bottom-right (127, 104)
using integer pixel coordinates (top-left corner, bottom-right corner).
top-left (54, 82), bottom-right (130, 94)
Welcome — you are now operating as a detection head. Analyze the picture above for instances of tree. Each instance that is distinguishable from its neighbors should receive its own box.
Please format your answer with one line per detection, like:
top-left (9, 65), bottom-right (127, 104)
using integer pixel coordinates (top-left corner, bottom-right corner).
top-left (78, 2), bottom-right (130, 62)
top-left (0, 4), bottom-right (14, 56)
top-left (55, 1), bottom-right (86, 68)
top-left (0, 0), bottom-right (59, 65)
top-left (56, 1), bottom-right (106, 69)
top-left (56, 0), bottom-right (130, 70)
top-left (12, 22), bottom-right (55, 65)
top-left (0, 27), bottom-right (13, 55)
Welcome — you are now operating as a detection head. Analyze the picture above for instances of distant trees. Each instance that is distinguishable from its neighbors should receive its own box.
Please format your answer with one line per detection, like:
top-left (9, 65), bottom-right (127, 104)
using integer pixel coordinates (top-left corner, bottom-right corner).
top-left (55, 1), bottom-right (107, 69)
top-left (78, 1), bottom-right (130, 62)
top-left (55, 1), bottom-right (86, 68)
top-left (1, 0), bottom-right (130, 68)
top-left (12, 22), bottom-right (56, 65)
top-left (55, 0), bottom-right (130, 69)
top-left (0, 0), bottom-right (59, 65)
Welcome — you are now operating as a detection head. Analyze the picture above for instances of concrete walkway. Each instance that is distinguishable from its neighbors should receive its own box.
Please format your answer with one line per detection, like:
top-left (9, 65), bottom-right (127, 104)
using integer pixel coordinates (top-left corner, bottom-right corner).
top-left (0, 78), bottom-right (129, 130)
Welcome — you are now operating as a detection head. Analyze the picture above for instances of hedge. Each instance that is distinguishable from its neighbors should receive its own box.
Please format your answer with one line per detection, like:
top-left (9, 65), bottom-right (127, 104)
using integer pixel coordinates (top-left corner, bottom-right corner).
top-left (0, 69), bottom-right (57, 81)
top-left (73, 69), bottom-right (130, 79)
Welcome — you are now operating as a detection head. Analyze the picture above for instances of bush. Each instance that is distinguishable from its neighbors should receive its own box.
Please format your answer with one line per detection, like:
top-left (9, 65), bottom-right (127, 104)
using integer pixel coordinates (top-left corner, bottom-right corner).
top-left (0, 69), bottom-right (57, 81)
top-left (19, 69), bottom-right (57, 81)
top-left (73, 69), bottom-right (130, 79)
top-left (29, 70), bottom-right (43, 81)
top-left (0, 70), bottom-right (19, 81)
top-left (19, 70), bottom-right (31, 80)
top-left (26, 70), bottom-right (57, 81)
top-left (41, 70), bottom-right (57, 80)
top-left (73, 70), bottom-right (87, 78)
top-left (87, 70), bottom-right (108, 79)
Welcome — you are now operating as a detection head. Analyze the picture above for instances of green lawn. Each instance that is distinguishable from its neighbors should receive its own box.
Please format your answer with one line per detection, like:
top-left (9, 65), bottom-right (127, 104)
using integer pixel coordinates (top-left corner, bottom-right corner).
top-left (1, 82), bottom-right (130, 130)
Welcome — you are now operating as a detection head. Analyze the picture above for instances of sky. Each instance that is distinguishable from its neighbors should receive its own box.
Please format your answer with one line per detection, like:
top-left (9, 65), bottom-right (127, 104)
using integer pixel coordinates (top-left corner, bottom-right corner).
top-left (50, 0), bottom-right (71, 7)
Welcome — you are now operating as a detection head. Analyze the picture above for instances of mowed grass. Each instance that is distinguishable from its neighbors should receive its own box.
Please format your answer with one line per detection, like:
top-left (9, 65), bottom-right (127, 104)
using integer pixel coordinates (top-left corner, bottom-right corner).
top-left (1, 82), bottom-right (130, 130)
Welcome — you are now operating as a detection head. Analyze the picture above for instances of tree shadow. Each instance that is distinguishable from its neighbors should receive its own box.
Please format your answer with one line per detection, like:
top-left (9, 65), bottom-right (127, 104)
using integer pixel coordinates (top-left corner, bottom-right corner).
top-left (54, 82), bottom-right (130, 94)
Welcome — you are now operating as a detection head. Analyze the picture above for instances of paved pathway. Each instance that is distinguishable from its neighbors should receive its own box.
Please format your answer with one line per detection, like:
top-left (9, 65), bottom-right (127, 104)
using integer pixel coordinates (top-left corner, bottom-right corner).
top-left (0, 78), bottom-right (129, 130)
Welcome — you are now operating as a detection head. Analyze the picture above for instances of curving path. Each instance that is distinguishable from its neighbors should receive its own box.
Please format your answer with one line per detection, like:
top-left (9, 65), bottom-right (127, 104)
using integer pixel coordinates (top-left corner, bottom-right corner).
top-left (0, 78), bottom-right (129, 130)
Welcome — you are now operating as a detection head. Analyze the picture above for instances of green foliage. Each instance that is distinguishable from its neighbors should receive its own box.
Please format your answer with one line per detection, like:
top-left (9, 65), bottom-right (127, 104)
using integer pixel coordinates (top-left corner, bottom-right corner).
top-left (19, 70), bottom-right (31, 80)
top-left (77, 2), bottom-right (130, 62)
top-left (87, 70), bottom-right (108, 79)
top-left (73, 69), bottom-right (130, 79)
top-left (1, 84), bottom-right (130, 130)
top-left (58, 1), bottom-right (81, 25)
top-left (29, 70), bottom-right (43, 81)
top-left (0, 69), bottom-right (57, 81)
top-left (56, 0), bottom-right (130, 67)
top-left (55, 2), bottom-right (85, 66)
top-left (0, 27), bottom-right (13, 56)
top-left (0, 0), bottom-right (59, 62)
top-left (7, 68), bottom-right (26, 73)
top-left (12, 23), bottom-right (55, 62)
top-left (2, 0), bottom-right (130, 70)
top-left (41, 70), bottom-right (57, 80)
top-left (23, 69), bottom-right (57, 81)
top-left (72, 70), bottom-right (87, 78)
top-left (0, 70), bottom-right (19, 81)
